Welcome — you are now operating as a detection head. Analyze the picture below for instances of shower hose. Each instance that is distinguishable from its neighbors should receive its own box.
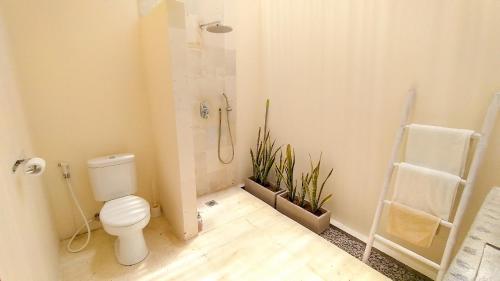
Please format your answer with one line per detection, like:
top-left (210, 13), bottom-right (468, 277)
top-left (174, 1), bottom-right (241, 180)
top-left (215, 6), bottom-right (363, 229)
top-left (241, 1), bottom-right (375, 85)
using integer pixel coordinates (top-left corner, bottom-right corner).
top-left (218, 108), bottom-right (235, 164)
top-left (60, 165), bottom-right (94, 253)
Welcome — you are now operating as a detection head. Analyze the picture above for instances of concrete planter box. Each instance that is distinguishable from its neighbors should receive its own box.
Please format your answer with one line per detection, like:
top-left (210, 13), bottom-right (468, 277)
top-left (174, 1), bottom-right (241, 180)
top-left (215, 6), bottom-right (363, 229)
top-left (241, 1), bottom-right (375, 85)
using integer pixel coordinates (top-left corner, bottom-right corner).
top-left (244, 177), bottom-right (284, 208)
top-left (276, 192), bottom-right (331, 234)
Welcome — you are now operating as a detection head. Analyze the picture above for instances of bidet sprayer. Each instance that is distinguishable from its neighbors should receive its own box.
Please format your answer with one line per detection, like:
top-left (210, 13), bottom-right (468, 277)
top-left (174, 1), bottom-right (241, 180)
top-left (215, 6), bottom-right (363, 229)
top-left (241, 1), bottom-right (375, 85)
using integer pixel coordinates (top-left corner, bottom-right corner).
top-left (58, 162), bottom-right (71, 179)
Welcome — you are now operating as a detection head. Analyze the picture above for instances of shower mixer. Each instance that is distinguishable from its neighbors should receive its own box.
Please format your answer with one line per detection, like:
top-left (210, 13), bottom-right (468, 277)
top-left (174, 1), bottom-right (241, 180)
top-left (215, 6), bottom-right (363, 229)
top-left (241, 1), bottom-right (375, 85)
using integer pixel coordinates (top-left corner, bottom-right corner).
top-left (200, 101), bottom-right (209, 119)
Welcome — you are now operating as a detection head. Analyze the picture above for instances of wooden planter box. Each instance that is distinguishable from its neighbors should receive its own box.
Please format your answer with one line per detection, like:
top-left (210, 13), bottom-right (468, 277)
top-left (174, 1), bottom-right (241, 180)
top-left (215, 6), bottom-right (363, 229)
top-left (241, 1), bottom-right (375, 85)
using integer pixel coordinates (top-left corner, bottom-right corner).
top-left (244, 177), bottom-right (284, 208)
top-left (276, 192), bottom-right (331, 234)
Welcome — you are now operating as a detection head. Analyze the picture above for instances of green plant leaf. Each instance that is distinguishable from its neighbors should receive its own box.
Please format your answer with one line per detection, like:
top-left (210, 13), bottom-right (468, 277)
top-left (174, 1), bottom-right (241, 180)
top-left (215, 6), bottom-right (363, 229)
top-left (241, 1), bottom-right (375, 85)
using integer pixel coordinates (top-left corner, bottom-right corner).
top-left (318, 168), bottom-right (333, 203)
top-left (318, 194), bottom-right (333, 210)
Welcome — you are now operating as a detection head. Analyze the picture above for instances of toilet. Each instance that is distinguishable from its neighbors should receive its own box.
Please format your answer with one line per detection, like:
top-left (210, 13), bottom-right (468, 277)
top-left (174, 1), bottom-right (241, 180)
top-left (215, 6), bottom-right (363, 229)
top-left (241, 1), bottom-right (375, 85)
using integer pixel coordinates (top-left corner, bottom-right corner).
top-left (87, 153), bottom-right (150, 265)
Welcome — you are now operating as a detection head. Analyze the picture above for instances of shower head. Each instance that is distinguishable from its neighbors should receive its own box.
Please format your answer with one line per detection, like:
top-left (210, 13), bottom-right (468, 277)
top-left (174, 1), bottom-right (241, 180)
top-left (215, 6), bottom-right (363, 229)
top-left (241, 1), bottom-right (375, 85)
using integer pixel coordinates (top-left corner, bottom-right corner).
top-left (200, 21), bottom-right (233, 34)
top-left (206, 24), bottom-right (232, 33)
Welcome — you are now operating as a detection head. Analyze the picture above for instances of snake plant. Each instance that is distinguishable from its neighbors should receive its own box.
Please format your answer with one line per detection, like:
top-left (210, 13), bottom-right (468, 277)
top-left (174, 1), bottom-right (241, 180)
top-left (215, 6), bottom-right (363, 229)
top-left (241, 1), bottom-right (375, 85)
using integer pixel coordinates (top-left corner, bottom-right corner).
top-left (274, 151), bottom-right (285, 190)
top-left (306, 154), bottom-right (333, 213)
top-left (298, 172), bottom-right (311, 207)
top-left (276, 144), bottom-right (298, 202)
top-left (250, 99), bottom-right (280, 188)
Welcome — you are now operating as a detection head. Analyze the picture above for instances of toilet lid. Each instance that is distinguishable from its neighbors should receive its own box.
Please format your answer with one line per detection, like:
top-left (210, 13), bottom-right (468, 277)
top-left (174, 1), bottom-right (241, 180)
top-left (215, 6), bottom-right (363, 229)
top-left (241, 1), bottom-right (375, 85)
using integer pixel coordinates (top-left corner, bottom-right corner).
top-left (100, 195), bottom-right (150, 227)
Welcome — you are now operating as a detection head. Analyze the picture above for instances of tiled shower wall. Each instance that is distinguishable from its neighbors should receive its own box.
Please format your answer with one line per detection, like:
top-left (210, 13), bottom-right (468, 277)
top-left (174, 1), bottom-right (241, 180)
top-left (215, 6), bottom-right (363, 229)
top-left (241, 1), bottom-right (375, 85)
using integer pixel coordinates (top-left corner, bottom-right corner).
top-left (167, 0), bottom-right (237, 196)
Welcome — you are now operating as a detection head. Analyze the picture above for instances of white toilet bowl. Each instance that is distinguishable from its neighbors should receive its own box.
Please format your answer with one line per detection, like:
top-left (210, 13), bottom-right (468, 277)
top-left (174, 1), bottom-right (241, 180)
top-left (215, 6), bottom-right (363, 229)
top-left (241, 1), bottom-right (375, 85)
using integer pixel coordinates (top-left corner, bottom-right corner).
top-left (100, 195), bottom-right (151, 265)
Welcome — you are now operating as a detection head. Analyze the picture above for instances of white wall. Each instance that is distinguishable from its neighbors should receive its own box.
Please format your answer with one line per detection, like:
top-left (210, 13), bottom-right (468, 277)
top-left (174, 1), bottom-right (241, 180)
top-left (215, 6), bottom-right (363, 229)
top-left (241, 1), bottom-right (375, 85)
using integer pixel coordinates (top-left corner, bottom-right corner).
top-left (0, 0), bottom-right (157, 239)
top-left (236, 0), bottom-right (500, 276)
top-left (0, 15), bottom-right (59, 281)
top-left (140, 0), bottom-right (198, 240)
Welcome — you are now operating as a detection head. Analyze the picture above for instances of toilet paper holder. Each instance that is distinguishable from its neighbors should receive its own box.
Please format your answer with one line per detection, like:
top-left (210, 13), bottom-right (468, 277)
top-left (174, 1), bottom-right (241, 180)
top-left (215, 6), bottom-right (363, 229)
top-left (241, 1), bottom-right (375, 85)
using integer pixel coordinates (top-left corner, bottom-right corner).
top-left (11, 158), bottom-right (44, 175)
top-left (12, 158), bottom-right (28, 173)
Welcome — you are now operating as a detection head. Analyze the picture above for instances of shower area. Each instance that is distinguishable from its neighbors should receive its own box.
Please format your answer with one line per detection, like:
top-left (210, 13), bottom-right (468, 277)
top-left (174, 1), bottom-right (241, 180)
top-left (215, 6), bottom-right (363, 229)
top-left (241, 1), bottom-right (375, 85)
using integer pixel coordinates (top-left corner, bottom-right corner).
top-left (166, 0), bottom-right (237, 197)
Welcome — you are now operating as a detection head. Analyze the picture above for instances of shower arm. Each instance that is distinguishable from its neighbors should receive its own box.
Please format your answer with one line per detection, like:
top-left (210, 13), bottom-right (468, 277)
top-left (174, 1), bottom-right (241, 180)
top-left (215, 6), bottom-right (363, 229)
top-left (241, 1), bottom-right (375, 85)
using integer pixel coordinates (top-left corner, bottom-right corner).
top-left (200, 21), bottom-right (221, 29)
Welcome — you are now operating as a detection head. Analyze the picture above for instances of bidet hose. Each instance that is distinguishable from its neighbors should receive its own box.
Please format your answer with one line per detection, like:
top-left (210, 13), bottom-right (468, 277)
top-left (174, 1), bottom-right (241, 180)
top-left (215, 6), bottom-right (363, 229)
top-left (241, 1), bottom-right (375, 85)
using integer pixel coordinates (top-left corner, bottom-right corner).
top-left (218, 108), bottom-right (235, 164)
top-left (64, 177), bottom-right (93, 253)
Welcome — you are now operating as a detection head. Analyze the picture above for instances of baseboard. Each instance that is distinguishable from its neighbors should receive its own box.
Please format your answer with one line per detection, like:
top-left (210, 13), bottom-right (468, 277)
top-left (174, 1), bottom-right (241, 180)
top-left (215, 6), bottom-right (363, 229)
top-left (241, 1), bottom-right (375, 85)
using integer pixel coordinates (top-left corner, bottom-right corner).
top-left (330, 218), bottom-right (437, 280)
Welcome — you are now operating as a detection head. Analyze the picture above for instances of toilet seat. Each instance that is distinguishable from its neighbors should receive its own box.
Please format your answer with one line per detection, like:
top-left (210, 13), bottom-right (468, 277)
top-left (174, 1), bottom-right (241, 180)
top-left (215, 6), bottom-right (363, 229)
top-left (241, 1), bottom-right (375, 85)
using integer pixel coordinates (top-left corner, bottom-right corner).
top-left (101, 195), bottom-right (150, 228)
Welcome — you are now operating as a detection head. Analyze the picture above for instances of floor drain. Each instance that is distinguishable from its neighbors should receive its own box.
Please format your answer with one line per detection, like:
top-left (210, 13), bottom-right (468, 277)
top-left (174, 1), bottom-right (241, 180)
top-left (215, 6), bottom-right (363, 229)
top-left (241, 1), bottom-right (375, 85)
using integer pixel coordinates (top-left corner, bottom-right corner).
top-left (205, 200), bottom-right (218, 207)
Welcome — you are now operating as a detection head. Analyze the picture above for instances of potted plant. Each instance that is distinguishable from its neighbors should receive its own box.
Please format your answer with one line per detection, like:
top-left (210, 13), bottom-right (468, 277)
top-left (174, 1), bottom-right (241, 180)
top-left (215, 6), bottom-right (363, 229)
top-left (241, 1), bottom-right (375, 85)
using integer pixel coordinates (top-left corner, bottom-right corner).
top-left (244, 99), bottom-right (283, 207)
top-left (276, 151), bottom-right (333, 234)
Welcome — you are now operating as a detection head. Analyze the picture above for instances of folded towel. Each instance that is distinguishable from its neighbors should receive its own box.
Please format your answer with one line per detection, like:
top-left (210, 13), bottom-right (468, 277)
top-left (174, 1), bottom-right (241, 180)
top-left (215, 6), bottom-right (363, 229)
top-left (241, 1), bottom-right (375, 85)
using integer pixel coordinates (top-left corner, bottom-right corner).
top-left (405, 124), bottom-right (473, 176)
top-left (387, 202), bottom-right (440, 248)
top-left (393, 163), bottom-right (460, 220)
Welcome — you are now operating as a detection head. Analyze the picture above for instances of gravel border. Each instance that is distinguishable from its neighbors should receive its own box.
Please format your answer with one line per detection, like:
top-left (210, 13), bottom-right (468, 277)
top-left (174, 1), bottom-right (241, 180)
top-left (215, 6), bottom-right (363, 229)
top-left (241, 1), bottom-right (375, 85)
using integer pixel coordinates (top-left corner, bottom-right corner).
top-left (320, 225), bottom-right (432, 281)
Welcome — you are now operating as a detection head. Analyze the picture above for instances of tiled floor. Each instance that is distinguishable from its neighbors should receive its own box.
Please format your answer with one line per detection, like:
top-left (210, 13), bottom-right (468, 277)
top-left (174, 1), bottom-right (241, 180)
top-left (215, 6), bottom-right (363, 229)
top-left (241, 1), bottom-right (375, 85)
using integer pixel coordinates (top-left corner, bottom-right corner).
top-left (59, 187), bottom-right (388, 280)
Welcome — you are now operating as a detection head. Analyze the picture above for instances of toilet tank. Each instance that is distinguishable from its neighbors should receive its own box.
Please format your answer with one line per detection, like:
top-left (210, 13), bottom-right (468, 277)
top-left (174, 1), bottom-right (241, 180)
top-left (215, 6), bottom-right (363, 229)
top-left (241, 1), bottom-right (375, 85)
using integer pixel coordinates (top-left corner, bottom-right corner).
top-left (87, 153), bottom-right (137, 202)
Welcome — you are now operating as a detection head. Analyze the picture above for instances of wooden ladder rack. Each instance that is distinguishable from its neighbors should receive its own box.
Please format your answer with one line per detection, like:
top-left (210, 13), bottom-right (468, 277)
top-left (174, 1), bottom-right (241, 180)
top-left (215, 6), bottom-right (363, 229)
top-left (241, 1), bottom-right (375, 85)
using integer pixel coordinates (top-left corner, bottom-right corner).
top-left (362, 90), bottom-right (500, 280)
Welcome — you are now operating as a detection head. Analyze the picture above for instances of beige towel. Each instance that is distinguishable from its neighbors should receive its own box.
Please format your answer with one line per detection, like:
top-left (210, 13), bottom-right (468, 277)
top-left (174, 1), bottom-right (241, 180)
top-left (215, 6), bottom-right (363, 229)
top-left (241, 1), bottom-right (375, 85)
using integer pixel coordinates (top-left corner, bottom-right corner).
top-left (393, 163), bottom-right (461, 220)
top-left (405, 124), bottom-right (473, 176)
top-left (387, 202), bottom-right (440, 248)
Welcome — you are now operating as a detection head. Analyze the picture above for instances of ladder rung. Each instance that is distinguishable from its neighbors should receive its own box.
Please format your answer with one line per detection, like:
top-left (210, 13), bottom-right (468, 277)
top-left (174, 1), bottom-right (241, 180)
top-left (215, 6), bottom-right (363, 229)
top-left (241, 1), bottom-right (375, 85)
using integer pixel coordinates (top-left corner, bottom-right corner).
top-left (392, 162), bottom-right (467, 185)
top-left (403, 125), bottom-right (481, 139)
top-left (374, 234), bottom-right (441, 270)
top-left (382, 200), bottom-right (453, 228)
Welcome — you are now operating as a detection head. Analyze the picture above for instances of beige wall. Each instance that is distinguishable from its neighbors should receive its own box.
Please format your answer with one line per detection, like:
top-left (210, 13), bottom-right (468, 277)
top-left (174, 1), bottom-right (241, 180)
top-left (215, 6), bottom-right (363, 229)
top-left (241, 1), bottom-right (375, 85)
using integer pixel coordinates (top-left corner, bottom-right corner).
top-left (0, 15), bottom-right (59, 281)
top-left (1, 0), bottom-right (157, 239)
top-left (140, 0), bottom-right (198, 240)
top-left (235, 0), bottom-right (266, 182)
top-left (237, 0), bottom-right (500, 276)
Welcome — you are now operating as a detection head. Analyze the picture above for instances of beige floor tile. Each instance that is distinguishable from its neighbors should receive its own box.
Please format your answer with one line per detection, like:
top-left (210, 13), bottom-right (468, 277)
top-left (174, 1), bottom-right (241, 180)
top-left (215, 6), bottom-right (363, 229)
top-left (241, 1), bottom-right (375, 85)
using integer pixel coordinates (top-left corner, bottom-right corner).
top-left (59, 187), bottom-right (388, 281)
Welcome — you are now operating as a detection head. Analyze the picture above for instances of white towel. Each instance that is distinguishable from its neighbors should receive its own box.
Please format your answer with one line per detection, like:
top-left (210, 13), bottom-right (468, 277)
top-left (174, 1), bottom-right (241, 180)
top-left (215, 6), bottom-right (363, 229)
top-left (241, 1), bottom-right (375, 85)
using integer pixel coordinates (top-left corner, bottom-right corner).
top-left (393, 163), bottom-right (461, 220)
top-left (185, 14), bottom-right (201, 48)
top-left (405, 124), bottom-right (473, 176)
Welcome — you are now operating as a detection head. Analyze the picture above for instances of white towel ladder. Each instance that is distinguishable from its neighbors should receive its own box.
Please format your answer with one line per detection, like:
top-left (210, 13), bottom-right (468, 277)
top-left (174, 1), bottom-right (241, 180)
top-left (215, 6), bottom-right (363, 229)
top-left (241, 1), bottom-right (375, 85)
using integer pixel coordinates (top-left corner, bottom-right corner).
top-left (362, 90), bottom-right (500, 281)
